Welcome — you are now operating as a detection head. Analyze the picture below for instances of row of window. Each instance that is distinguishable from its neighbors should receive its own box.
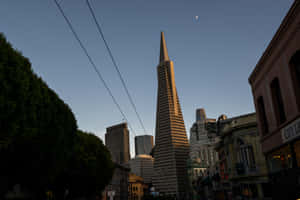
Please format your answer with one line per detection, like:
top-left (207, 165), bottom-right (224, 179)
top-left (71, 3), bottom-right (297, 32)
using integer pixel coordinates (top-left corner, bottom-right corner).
top-left (198, 148), bottom-right (219, 165)
top-left (193, 168), bottom-right (206, 176)
top-left (237, 145), bottom-right (256, 168)
top-left (257, 50), bottom-right (300, 135)
top-left (130, 185), bottom-right (141, 192)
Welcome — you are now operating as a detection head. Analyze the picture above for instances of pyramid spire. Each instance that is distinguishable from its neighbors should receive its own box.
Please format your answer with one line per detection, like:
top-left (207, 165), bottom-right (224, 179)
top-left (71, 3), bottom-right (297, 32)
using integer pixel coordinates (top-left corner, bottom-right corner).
top-left (154, 32), bottom-right (189, 197)
top-left (159, 32), bottom-right (169, 63)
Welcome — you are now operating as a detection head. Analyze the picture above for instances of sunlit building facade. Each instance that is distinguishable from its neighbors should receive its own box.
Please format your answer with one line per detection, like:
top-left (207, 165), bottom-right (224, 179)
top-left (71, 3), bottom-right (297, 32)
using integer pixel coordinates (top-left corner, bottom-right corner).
top-left (153, 32), bottom-right (189, 199)
top-left (128, 173), bottom-right (147, 200)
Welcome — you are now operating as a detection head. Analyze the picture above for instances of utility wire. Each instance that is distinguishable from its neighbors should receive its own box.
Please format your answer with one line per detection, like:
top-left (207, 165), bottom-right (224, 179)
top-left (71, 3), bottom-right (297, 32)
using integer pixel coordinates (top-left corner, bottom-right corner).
top-left (53, 0), bottom-right (136, 136)
top-left (85, 0), bottom-right (147, 135)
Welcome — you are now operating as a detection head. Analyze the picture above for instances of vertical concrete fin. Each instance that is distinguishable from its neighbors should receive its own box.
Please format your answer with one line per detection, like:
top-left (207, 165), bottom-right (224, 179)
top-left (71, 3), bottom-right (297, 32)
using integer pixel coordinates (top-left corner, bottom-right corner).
top-left (160, 32), bottom-right (170, 63)
top-left (168, 63), bottom-right (178, 115)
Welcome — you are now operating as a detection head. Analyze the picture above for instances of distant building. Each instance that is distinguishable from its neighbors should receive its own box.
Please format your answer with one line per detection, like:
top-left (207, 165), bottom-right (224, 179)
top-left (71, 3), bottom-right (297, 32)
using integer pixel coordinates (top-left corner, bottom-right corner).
top-left (104, 163), bottom-right (130, 200)
top-left (196, 108), bottom-right (208, 122)
top-left (135, 135), bottom-right (154, 155)
top-left (129, 154), bottom-right (154, 184)
top-left (128, 173), bottom-right (147, 200)
top-left (190, 108), bottom-right (219, 166)
top-left (105, 123), bottom-right (130, 165)
top-left (153, 32), bottom-right (189, 198)
top-left (248, 1), bottom-right (300, 199)
top-left (188, 108), bottom-right (220, 199)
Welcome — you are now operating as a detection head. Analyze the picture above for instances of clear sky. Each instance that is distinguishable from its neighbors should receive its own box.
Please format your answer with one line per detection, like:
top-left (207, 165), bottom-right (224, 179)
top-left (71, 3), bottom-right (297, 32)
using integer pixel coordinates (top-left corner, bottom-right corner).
top-left (0, 0), bottom-right (294, 156)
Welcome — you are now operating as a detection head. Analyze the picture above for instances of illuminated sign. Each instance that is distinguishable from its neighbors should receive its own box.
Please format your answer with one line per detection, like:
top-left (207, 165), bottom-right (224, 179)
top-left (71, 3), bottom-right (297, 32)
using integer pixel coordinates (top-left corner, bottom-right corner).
top-left (281, 118), bottom-right (300, 143)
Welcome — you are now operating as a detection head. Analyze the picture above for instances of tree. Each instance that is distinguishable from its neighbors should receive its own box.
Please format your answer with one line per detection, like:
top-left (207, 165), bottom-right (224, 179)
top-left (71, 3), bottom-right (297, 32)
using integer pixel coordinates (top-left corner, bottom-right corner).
top-left (55, 130), bottom-right (114, 199)
top-left (0, 33), bottom-right (76, 197)
top-left (0, 33), bottom-right (114, 199)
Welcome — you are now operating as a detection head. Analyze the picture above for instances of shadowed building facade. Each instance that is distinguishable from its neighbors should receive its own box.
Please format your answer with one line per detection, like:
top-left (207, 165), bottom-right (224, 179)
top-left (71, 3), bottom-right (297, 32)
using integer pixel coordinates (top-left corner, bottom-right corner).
top-left (104, 123), bottom-right (130, 200)
top-left (105, 123), bottom-right (130, 165)
top-left (153, 32), bottom-right (189, 198)
top-left (129, 154), bottom-right (154, 184)
top-left (249, 1), bottom-right (300, 199)
top-left (135, 135), bottom-right (154, 155)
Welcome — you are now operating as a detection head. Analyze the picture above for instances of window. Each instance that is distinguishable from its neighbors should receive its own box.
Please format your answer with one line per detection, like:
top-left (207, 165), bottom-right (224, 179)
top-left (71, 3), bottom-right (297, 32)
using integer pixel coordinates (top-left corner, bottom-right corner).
top-left (237, 144), bottom-right (256, 169)
top-left (289, 50), bottom-right (300, 109)
top-left (270, 78), bottom-right (286, 125)
top-left (267, 145), bottom-right (292, 173)
top-left (248, 146), bottom-right (256, 168)
top-left (257, 96), bottom-right (269, 135)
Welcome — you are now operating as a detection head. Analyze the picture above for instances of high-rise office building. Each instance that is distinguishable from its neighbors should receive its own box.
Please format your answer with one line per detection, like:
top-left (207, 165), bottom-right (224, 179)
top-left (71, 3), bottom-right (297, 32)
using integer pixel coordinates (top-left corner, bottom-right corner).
top-left (153, 32), bottom-right (189, 198)
top-left (105, 123), bottom-right (130, 165)
top-left (129, 154), bottom-right (154, 184)
top-left (135, 135), bottom-right (154, 155)
top-left (196, 108), bottom-right (207, 122)
top-left (189, 108), bottom-right (220, 176)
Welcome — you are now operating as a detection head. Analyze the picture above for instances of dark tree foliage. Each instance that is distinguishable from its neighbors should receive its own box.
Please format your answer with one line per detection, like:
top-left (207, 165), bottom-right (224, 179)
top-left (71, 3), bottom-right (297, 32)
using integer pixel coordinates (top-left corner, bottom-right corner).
top-left (55, 130), bottom-right (114, 199)
top-left (0, 33), bottom-right (114, 199)
top-left (0, 33), bottom-right (78, 197)
top-left (0, 33), bottom-right (78, 196)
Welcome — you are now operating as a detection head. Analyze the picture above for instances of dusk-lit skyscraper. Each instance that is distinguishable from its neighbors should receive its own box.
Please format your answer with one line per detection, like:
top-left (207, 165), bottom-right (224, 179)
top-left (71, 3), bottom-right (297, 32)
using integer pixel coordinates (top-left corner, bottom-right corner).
top-left (105, 123), bottom-right (130, 165)
top-left (135, 135), bottom-right (154, 155)
top-left (153, 32), bottom-right (189, 198)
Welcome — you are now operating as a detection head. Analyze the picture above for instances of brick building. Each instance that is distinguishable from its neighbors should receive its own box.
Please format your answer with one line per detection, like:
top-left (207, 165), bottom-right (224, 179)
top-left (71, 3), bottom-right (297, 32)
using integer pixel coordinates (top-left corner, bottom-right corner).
top-left (248, 1), bottom-right (300, 199)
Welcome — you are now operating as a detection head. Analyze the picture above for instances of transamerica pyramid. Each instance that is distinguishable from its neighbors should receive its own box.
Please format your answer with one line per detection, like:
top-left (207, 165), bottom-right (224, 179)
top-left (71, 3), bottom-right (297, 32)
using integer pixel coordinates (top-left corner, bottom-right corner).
top-left (153, 32), bottom-right (190, 198)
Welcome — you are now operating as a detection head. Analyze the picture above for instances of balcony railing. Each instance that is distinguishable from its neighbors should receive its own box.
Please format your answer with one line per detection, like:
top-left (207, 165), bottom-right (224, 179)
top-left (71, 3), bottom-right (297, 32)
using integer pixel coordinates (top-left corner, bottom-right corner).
top-left (235, 163), bottom-right (259, 176)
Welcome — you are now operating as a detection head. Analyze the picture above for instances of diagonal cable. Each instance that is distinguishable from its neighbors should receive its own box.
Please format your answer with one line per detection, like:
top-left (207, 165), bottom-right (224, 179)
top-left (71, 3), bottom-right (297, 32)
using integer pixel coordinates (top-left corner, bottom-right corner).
top-left (86, 0), bottom-right (147, 135)
top-left (53, 0), bottom-right (135, 136)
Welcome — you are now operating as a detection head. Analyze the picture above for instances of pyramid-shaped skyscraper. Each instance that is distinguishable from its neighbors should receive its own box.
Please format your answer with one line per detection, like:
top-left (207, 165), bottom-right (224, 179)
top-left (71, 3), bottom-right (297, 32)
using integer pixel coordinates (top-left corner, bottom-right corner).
top-left (153, 32), bottom-right (189, 198)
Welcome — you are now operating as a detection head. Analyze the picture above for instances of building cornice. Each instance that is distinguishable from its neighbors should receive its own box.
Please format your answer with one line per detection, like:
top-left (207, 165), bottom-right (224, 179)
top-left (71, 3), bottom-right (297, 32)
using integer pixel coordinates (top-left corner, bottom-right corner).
top-left (248, 0), bottom-right (299, 85)
top-left (222, 122), bottom-right (257, 136)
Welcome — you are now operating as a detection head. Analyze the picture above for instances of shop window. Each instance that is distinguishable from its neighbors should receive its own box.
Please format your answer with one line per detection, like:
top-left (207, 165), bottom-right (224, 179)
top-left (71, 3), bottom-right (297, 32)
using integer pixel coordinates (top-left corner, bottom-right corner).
top-left (257, 96), bottom-right (269, 135)
top-left (294, 140), bottom-right (300, 167)
top-left (270, 78), bottom-right (286, 125)
top-left (289, 50), bottom-right (300, 109)
top-left (267, 145), bottom-right (292, 173)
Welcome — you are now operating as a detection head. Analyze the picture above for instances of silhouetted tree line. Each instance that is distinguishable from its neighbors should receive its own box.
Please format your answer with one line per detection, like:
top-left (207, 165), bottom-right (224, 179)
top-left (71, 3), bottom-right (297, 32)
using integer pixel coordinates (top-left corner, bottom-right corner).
top-left (0, 33), bottom-right (114, 199)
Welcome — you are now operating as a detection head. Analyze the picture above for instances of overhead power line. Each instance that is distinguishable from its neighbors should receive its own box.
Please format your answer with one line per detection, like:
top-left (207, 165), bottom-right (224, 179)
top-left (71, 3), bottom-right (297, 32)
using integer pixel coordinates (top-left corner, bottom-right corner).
top-left (53, 0), bottom-right (136, 137)
top-left (85, 0), bottom-right (148, 135)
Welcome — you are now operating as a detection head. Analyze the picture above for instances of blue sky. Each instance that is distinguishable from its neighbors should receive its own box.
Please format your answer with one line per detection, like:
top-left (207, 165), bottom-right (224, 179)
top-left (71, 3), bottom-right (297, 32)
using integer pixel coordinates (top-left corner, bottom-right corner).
top-left (0, 0), bottom-right (294, 156)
